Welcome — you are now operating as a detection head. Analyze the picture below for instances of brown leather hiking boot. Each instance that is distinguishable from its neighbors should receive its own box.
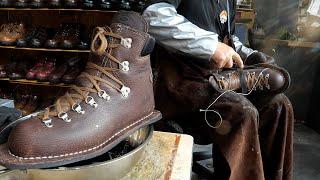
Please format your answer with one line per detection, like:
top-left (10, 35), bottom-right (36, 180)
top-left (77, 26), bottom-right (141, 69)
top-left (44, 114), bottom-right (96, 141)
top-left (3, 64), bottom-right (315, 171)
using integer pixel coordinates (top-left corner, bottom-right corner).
top-left (209, 64), bottom-right (290, 95)
top-left (0, 11), bottom-right (161, 169)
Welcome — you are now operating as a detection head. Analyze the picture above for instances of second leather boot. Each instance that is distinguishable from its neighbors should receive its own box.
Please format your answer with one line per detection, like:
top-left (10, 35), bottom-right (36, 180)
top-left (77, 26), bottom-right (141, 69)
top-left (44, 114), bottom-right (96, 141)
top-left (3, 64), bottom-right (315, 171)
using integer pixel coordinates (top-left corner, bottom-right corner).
top-left (209, 64), bottom-right (290, 95)
top-left (0, 11), bottom-right (161, 169)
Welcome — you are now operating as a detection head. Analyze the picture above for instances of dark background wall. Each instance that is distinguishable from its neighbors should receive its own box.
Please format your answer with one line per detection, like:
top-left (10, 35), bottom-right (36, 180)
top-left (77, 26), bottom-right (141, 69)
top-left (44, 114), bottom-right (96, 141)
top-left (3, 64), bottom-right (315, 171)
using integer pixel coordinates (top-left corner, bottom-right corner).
top-left (255, 0), bottom-right (299, 34)
top-left (253, 0), bottom-right (320, 132)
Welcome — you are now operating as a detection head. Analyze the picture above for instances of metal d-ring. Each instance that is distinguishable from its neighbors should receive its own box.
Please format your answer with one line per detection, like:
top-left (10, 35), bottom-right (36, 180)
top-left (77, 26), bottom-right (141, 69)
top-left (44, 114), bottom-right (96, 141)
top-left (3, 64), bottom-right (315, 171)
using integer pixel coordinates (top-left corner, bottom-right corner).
top-left (58, 112), bottom-right (72, 123)
top-left (42, 118), bottom-right (53, 128)
top-left (121, 38), bottom-right (132, 49)
top-left (121, 61), bottom-right (130, 72)
top-left (98, 90), bottom-right (111, 100)
top-left (72, 104), bottom-right (85, 114)
top-left (85, 96), bottom-right (98, 108)
top-left (120, 86), bottom-right (131, 98)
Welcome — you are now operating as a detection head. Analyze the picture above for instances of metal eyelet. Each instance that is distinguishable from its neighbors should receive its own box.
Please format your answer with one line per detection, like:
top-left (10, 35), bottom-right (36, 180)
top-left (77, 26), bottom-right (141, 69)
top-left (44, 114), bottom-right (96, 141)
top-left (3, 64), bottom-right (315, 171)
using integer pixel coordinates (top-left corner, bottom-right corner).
top-left (85, 96), bottom-right (98, 108)
top-left (121, 38), bottom-right (132, 49)
top-left (42, 118), bottom-right (53, 128)
top-left (265, 74), bottom-right (270, 89)
top-left (98, 90), bottom-right (111, 100)
top-left (265, 74), bottom-right (270, 79)
top-left (121, 61), bottom-right (130, 72)
top-left (58, 112), bottom-right (72, 123)
top-left (120, 86), bottom-right (131, 98)
top-left (72, 104), bottom-right (85, 114)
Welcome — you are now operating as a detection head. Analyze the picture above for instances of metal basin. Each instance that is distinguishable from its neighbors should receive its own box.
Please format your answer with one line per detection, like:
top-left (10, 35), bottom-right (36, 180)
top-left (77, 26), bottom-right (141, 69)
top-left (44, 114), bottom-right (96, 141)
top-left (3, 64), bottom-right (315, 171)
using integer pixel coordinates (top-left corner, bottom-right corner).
top-left (0, 125), bottom-right (153, 180)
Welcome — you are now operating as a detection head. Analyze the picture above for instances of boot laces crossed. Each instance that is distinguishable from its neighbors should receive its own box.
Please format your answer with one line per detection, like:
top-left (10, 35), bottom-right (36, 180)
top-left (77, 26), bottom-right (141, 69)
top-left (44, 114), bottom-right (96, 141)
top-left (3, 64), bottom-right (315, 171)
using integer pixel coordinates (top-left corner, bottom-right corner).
top-left (246, 71), bottom-right (270, 90)
top-left (41, 27), bottom-right (132, 128)
top-left (217, 70), bottom-right (270, 91)
top-left (217, 72), bottom-right (239, 90)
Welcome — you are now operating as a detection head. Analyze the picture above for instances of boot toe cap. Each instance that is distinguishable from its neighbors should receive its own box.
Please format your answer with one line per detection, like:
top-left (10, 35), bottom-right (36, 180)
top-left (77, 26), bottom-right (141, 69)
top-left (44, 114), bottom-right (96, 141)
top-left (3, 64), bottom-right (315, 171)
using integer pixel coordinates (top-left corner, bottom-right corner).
top-left (267, 68), bottom-right (290, 93)
top-left (269, 72), bottom-right (285, 90)
top-left (8, 118), bottom-right (49, 158)
top-left (7, 117), bottom-right (78, 159)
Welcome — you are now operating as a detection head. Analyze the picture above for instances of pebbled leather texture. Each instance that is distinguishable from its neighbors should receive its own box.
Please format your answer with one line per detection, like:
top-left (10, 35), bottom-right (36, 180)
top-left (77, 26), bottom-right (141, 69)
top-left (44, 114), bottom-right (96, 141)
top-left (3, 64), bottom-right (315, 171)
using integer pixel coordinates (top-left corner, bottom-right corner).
top-left (0, 11), bottom-right (161, 169)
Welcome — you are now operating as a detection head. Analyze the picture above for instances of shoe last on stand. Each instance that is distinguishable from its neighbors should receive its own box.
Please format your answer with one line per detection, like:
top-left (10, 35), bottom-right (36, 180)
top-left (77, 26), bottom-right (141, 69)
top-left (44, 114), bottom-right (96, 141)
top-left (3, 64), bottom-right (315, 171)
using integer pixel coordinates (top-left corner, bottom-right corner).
top-left (0, 11), bottom-right (161, 169)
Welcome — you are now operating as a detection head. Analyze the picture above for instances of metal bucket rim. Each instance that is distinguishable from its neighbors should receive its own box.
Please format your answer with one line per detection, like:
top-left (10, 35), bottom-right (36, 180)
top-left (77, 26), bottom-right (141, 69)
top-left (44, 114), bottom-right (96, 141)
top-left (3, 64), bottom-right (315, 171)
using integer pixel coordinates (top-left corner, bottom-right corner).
top-left (44, 125), bottom-right (154, 171)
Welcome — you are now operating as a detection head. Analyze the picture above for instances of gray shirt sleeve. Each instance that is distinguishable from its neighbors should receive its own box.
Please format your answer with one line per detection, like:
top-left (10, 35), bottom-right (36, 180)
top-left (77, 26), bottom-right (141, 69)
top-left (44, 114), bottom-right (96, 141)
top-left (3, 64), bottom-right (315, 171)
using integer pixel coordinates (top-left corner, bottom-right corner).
top-left (232, 35), bottom-right (257, 60)
top-left (143, 2), bottom-right (219, 61)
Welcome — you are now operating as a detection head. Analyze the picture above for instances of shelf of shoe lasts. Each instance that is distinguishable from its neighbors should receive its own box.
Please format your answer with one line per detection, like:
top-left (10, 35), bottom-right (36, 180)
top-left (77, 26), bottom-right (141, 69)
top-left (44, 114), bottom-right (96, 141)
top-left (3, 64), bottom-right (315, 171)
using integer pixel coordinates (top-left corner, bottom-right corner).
top-left (0, 78), bottom-right (71, 87)
top-left (0, 7), bottom-right (118, 13)
top-left (0, 45), bottom-right (90, 53)
top-left (265, 39), bottom-right (320, 49)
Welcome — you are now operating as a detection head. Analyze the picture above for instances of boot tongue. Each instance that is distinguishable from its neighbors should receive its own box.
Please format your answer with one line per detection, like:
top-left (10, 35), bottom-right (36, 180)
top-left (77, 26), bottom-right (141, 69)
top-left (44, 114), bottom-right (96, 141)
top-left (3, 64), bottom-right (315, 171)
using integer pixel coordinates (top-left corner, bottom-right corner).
top-left (74, 11), bottom-right (148, 95)
top-left (111, 11), bottom-right (148, 33)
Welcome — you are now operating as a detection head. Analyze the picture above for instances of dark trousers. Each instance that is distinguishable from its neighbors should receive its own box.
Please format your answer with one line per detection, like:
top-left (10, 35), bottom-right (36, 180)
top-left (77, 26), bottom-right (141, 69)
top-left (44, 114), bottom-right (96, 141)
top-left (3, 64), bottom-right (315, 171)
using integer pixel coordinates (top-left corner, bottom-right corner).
top-left (153, 50), bottom-right (293, 180)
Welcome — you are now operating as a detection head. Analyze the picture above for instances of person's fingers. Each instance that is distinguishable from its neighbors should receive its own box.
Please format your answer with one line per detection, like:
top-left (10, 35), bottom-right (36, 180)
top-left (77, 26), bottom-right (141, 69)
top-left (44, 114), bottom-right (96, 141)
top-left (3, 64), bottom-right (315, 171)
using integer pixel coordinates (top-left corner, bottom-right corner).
top-left (232, 53), bottom-right (244, 68)
top-left (213, 55), bottom-right (226, 69)
top-left (225, 59), bottom-right (233, 68)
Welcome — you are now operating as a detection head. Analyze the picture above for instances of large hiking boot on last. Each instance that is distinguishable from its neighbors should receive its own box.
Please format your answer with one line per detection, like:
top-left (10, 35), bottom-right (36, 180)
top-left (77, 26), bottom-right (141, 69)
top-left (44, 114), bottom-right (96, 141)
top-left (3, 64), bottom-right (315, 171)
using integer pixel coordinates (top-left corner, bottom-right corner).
top-left (0, 11), bottom-right (161, 169)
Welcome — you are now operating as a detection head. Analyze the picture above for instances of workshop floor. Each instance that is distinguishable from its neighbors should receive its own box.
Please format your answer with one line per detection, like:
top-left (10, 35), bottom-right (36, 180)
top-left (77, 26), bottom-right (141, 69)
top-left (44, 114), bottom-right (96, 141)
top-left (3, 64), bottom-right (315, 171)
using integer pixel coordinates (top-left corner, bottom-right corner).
top-left (294, 124), bottom-right (320, 180)
top-left (192, 124), bottom-right (320, 180)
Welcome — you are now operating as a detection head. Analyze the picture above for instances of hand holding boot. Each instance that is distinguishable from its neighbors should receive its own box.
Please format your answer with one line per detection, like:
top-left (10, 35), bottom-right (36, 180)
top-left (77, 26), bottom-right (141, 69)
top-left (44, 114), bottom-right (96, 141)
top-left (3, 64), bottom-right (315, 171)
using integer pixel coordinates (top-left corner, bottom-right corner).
top-left (210, 42), bottom-right (244, 69)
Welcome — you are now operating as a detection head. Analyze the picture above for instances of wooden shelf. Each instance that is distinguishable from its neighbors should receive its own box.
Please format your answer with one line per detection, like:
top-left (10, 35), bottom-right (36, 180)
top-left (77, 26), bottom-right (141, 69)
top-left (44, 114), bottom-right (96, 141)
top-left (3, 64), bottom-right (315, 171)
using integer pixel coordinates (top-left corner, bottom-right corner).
top-left (0, 8), bottom-right (117, 13)
top-left (0, 78), bottom-right (71, 87)
top-left (265, 39), bottom-right (320, 48)
top-left (236, 7), bottom-right (254, 12)
top-left (0, 45), bottom-right (90, 53)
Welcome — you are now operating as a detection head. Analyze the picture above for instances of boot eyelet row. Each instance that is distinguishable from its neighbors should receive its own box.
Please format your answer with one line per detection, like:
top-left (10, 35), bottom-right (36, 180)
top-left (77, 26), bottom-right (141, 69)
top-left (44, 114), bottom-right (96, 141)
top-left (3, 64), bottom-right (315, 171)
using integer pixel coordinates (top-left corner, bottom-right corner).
top-left (72, 104), bottom-right (85, 114)
top-left (121, 38), bottom-right (132, 49)
top-left (121, 61), bottom-right (130, 72)
top-left (265, 74), bottom-right (270, 89)
top-left (120, 86), bottom-right (130, 98)
top-left (86, 96), bottom-right (98, 108)
top-left (58, 112), bottom-right (72, 123)
top-left (98, 90), bottom-right (111, 100)
top-left (42, 118), bottom-right (53, 128)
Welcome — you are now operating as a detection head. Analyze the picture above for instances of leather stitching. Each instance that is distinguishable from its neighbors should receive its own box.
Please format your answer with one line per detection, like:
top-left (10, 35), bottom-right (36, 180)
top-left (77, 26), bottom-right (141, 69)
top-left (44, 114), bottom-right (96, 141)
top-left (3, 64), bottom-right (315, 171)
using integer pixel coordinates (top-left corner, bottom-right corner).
top-left (8, 112), bottom-right (154, 160)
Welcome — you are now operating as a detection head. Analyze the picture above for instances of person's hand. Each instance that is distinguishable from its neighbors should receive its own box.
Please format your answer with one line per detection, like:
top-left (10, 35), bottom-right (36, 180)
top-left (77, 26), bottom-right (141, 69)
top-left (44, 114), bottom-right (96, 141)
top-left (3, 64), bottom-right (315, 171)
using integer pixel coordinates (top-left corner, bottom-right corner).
top-left (210, 42), bottom-right (244, 69)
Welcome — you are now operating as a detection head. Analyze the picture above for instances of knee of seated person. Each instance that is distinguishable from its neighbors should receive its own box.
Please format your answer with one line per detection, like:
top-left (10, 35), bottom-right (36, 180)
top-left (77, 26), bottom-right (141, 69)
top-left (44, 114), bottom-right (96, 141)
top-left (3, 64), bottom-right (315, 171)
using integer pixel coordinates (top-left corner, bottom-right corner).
top-left (214, 94), bottom-right (259, 132)
top-left (267, 94), bottom-right (293, 110)
top-left (228, 93), bottom-right (259, 119)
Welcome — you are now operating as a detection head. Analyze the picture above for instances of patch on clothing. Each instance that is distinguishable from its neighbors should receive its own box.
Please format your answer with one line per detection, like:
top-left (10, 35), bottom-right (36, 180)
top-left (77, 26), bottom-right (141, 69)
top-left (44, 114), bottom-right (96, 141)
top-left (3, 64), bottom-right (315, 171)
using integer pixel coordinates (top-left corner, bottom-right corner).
top-left (219, 10), bottom-right (228, 24)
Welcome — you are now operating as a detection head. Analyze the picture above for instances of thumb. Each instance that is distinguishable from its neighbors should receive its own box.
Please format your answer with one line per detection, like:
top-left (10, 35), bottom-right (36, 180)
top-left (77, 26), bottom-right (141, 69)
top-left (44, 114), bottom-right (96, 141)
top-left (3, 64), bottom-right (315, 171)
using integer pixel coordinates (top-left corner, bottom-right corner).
top-left (232, 53), bottom-right (243, 68)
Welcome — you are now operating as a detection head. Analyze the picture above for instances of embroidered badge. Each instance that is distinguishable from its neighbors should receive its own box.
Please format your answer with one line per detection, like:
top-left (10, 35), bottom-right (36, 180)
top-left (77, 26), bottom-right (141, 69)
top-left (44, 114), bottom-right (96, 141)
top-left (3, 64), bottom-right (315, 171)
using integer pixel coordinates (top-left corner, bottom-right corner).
top-left (220, 10), bottom-right (228, 24)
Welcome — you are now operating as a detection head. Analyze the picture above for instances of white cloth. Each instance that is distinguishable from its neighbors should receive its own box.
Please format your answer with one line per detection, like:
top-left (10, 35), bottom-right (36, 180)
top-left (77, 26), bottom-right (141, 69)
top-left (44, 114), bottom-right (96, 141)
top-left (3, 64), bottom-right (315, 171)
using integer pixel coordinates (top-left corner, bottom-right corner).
top-left (143, 2), bottom-right (218, 60)
top-left (143, 2), bottom-right (255, 61)
top-left (308, 0), bottom-right (320, 17)
top-left (232, 35), bottom-right (256, 60)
